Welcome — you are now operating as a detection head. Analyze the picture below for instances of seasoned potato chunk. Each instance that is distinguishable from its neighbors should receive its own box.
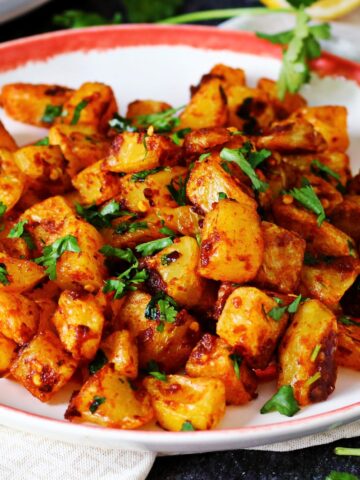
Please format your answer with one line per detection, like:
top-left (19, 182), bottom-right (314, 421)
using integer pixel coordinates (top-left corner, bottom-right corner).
top-left (0, 252), bottom-right (45, 292)
top-left (0, 333), bottom-right (17, 377)
top-left (179, 77), bottom-right (228, 130)
top-left (278, 299), bottom-right (337, 405)
top-left (186, 155), bottom-right (256, 213)
top-left (65, 364), bottom-right (153, 428)
top-left (0, 121), bottom-right (17, 151)
top-left (186, 334), bottom-right (257, 405)
top-left (52, 290), bottom-right (105, 361)
top-left (100, 330), bottom-right (138, 378)
top-left (144, 236), bottom-right (212, 309)
top-left (337, 317), bottom-right (360, 370)
top-left (210, 64), bottom-right (246, 88)
top-left (0, 148), bottom-right (25, 211)
top-left (331, 196), bottom-right (360, 242)
top-left (255, 222), bottom-right (306, 293)
top-left (10, 330), bottom-right (77, 401)
top-left (0, 291), bottom-right (39, 344)
top-left (145, 375), bottom-right (225, 431)
top-left (198, 199), bottom-right (263, 283)
top-left (217, 287), bottom-right (288, 369)
top-left (117, 291), bottom-right (201, 372)
top-left (183, 128), bottom-right (231, 156)
top-left (126, 99), bottom-right (171, 127)
top-left (0, 83), bottom-right (72, 127)
top-left (257, 77), bottom-right (306, 118)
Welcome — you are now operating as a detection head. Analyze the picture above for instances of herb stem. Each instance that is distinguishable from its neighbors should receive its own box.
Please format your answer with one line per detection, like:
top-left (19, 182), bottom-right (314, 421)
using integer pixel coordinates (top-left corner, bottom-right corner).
top-left (335, 447), bottom-right (360, 457)
top-left (158, 7), bottom-right (293, 24)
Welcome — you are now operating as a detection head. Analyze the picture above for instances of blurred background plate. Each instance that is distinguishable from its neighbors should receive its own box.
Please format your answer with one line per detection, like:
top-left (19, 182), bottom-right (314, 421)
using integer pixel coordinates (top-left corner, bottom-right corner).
top-left (0, 0), bottom-right (50, 24)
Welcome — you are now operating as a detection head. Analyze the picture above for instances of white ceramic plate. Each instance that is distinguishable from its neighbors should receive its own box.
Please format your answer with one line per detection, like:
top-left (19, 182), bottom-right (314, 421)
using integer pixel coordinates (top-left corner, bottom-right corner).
top-left (0, 25), bottom-right (360, 453)
top-left (0, 0), bottom-right (50, 24)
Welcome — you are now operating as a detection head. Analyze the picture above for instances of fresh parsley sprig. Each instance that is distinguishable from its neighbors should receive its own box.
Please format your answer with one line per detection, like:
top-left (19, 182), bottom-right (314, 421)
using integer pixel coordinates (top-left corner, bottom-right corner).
top-left (108, 113), bottom-right (137, 133)
top-left (288, 178), bottom-right (326, 226)
top-left (116, 221), bottom-right (149, 235)
top-left (181, 421), bottom-right (196, 431)
top-left (0, 263), bottom-right (10, 285)
top-left (131, 167), bottom-right (165, 182)
top-left (135, 236), bottom-right (174, 257)
top-left (145, 292), bottom-right (179, 332)
top-left (147, 360), bottom-right (167, 382)
top-left (7, 220), bottom-right (35, 250)
top-left (34, 235), bottom-right (81, 280)
top-left (167, 176), bottom-right (187, 206)
top-left (41, 105), bottom-right (63, 124)
top-left (135, 106), bottom-right (185, 133)
top-left (76, 200), bottom-right (135, 229)
top-left (267, 294), bottom-right (304, 321)
top-left (260, 385), bottom-right (300, 417)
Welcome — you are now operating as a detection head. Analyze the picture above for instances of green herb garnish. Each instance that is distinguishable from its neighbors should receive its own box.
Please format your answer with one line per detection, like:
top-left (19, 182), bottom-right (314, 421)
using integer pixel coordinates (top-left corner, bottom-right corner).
top-left (89, 395), bottom-right (106, 414)
top-left (76, 201), bottom-right (134, 229)
top-left (181, 421), bottom-right (196, 431)
top-left (170, 128), bottom-right (191, 145)
top-left (267, 294), bottom-right (304, 321)
top-left (108, 113), bottom-right (137, 133)
top-left (304, 371), bottom-right (321, 387)
top-left (7, 220), bottom-right (35, 250)
top-left (0, 202), bottom-right (6, 219)
top-left (116, 221), bottom-right (148, 235)
top-left (88, 349), bottom-right (108, 375)
top-left (199, 152), bottom-right (211, 162)
top-left (145, 292), bottom-right (179, 331)
top-left (53, 10), bottom-right (121, 28)
top-left (34, 137), bottom-right (50, 146)
top-left (70, 100), bottom-right (89, 125)
top-left (147, 360), bottom-right (167, 382)
top-left (135, 106), bottom-right (184, 132)
top-left (131, 167), bottom-right (164, 182)
top-left (34, 235), bottom-right (80, 280)
top-left (288, 178), bottom-right (326, 226)
top-left (218, 192), bottom-right (228, 200)
top-left (335, 447), bottom-right (360, 457)
top-left (260, 385), bottom-right (300, 417)
top-left (167, 176), bottom-right (187, 206)
top-left (338, 316), bottom-right (360, 327)
top-left (135, 237), bottom-right (174, 257)
top-left (326, 472), bottom-right (360, 480)
top-left (41, 105), bottom-right (63, 124)
top-left (310, 344), bottom-right (321, 362)
top-left (229, 353), bottom-right (242, 379)
top-left (0, 263), bottom-right (10, 285)
top-left (311, 159), bottom-right (340, 182)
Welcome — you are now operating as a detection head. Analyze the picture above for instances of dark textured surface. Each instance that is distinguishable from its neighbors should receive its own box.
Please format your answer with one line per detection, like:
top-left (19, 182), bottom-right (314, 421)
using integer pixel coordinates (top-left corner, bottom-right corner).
top-left (1, 1), bottom-right (360, 479)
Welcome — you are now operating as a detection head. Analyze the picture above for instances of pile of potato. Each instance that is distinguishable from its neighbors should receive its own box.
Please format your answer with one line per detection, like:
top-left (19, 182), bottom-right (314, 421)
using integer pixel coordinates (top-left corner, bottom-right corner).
top-left (0, 63), bottom-right (358, 431)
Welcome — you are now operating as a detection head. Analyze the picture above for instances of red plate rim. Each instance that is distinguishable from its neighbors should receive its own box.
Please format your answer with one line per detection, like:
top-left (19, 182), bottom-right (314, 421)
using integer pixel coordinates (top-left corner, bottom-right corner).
top-left (0, 23), bottom-right (360, 442)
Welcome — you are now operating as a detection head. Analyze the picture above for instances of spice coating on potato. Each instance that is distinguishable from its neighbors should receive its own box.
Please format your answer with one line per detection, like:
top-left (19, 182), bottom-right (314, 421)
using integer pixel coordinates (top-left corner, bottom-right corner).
top-left (337, 318), bottom-right (360, 371)
top-left (0, 333), bottom-right (17, 377)
top-left (100, 330), bottom-right (138, 379)
top-left (0, 291), bottom-right (39, 345)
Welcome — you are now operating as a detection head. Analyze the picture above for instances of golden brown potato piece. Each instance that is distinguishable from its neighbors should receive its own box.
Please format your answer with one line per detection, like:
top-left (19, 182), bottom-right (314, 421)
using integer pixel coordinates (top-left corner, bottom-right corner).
top-left (10, 330), bottom-right (77, 401)
top-left (217, 287), bottom-right (288, 369)
top-left (186, 334), bottom-right (257, 405)
top-left (300, 257), bottom-right (360, 309)
top-left (100, 330), bottom-right (138, 379)
top-left (145, 374), bottom-right (225, 431)
top-left (0, 148), bottom-right (26, 212)
top-left (178, 76), bottom-right (228, 130)
top-left (126, 100), bottom-right (172, 129)
top-left (59, 82), bottom-right (117, 133)
top-left (49, 124), bottom-right (110, 176)
top-left (72, 160), bottom-right (122, 205)
top-left (144, 236), bottom-right (213, 310)
top-left (255, 222), bottom-right (306, 294)
top-left (198, 199), bottom-right (263, 283)
top-left (65, 364), bottom-right (153, 429)
top-left (257, 78), bottom-right (307, 118)
top-left (0, 83), bottom-right (73, 127)
top-left (0, 291), bottom-right (39, 344)
top-left (52, 290), bottom-right (105, 361)
top-left (291, 106), bottom-right (349, 152)
top-left (0, 121), bottom-right (17, 151)
top-left (299, 174), bottom-right (343, 216)
top-left (279, 299), bottom-right (337, 406)
top-left (273, 198), bottom-right (355, 258)
top-left (183, 128), bottom-right (231, 156)
top-left (210, 64), bottom-right (246, 88)
top-left (336, 317), bottom-right (360, 370)
top-left (257, 119), bottom-right (326, 152)
top-left (117, 291), bottom-right (201, 372)
top-left (0, 333), bottom-right (17, 377)
top-left (331, 196), bottom-right (360, 242)
top-left (186, 155), bottom-right (256, 213)
top-left (0, 251), bottom-right (45, 292)
top-left (104, 132), bottom-right (179, 174)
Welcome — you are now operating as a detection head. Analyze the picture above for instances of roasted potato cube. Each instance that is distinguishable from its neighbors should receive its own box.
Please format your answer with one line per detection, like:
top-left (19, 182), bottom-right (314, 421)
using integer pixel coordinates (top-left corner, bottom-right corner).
top-left (104, 132), bottom-right (179, 174)
top-left (198, 199), bottom-right (263, 283)
top-left (144, 374), bottom-right (225, 431)
top-left (273, 198), bottom-right (355, 257)
top-left (65, 364), bottom-right (153, 428)
top-left (186, 334), bottom-right (257, 405)
top-left (72, 160), bottom-right (122, 205)
top-left (0, 291), bottom-right (39, 344)
top-left (126, 100), bottom-right (172, 128)
top-left (186, 155), bottom-right (256, 213)
top-left (52, 290), bottom-right (105, 361)
top-left (337, 317), bottom-right (360, 370)
top-left (278, 299), bottom-right (337, 405)
top-left (300, 257), bottom-right (360, 309)
top-left (0, 148), bottom-right (25, 211)
top-left (178, 77), bottom-right (228, 130)
top-left (291, 106), bottom-right (349, 152)
top-left (331, 196), bottom-right (360, 242)
top-left (144, 236), bottom-right (212, 309)
top-left (210, 64), bottom-right (246, 88)
top-left (183, 128), bottom-right (231, 156)
top-left (0, 333), bottom-right (17, 377)
top-left (10, 330), bottom-right (77, 401)
top-left (0, 121), bottom-right (17, 151)
top-left (0, 83), bottom-right (72, 127)
top-left (255, 222), bottom-right (306, 293)
top-left (117, 291), bottom-right (201, 372)
top-left (0, 252), bottom-right (45, 292)
top-left (217, 287), bottom-right (288, 369)
top-left (59, 82), bottom-right (117, 133)
top-left (100, 330), bottom-right (138, 378)
top-left (257, 78), bottom-right (306, 118)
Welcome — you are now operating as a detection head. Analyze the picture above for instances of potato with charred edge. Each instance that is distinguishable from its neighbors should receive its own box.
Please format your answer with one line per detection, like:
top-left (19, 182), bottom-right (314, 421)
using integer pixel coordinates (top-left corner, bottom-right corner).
top-left (337, 317), bottom-right (360, 371)
top-left (257, 78), bottom-right (307, 119)
top-left (331, 196), bottom-right (360, 242)
top-left (144, 374), bottom-right (225, 431)
top-left (0, 148), bottom-right (26, 212)
top-left (186, 155), bottom-right (256, 213)
top-left (0, 83), bottom-right (73, 127)
top-left (0, 333), bottom-right (17, 377)
top-left (117, 291), bottom-right (201, 373)
top-left (178, 77), bottom-right (228, 130)
top-left (10, 330), bottom-right (77, 402)
top-left (100, 330), bottom-right (138, 379)
top-left (278, 299), bottom-right (337, 406)
top-left (255, 222), bottom-right (306, 294)
top-left (0, 291), bottom-right (39, 345)
top-left (273, 198), bottom-right (356, 258)
top-left (65, 364), bottom-right (153, 428)
top-left (300, 257), bottom-right (360, 309)
top-left (58, 82), bottom-right (117, 133)
top-left (186, 334), bottom-right (257, 405)
top-left (210, 64), bottom-right (246, 88)
top-left (0, 121), bottom-right (17, 151)
top-left (199, 199), bottom-right (263, 283)
top-left (144, 236), bottom-right (213, 310)
top-left (52, 290), bottom-right (105, 361)
top-left (104, 132), bottom-right (179, 174)
top-left (183, 128), bottom-right (231, 156)
top-left (0, 252), bottom-right (45, 293)
top-left (217, 287), bottom-right (288, 369)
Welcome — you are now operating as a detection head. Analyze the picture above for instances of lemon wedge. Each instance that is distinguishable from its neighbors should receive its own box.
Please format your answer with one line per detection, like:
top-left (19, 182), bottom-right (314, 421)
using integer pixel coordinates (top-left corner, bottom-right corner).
top-left (260, 0), bottom-right (360, 20)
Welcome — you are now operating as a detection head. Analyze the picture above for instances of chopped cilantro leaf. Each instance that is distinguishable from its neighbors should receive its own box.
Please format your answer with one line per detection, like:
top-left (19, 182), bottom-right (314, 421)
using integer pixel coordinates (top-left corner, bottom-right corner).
top-left (41, 105), bottom-right (63, 124)
top-left (116, 221), bottom-right (148, 235)
top-left (131, 167), bottom-right (164, 182)
top-left (34, 235), bottom-right (80, 280)
top-left (135, 237), bottom-right (173, 257)
top-left (218, 192), bottom-right (228, 200)
top-left (89, 395), bottom-right (106, 414)
top-left (0, 202), bottom-right (6, 218)
top-left (70, 100), bottom-right (89, 125)
top-left (88, 349), bottom-right (108, 375)
top-left (311, 159), bottom-right (340, 182)
top-left (304, 371), bottom-right (321, 387)
top-left (229, 353), bottom-right (242, 379)
top-left (260, 385), bottom-right (300, 417)
top-left (288, 179), bottom-right (326, 226)
top-left (338, 316), bottom-right (360, 327)
top-left (0, 263), bottom-right (10, 285)
top-left (199, 152), bottom-right (211, 162)
top-left (76, 201), bottom-right (133, 229)
top-left (100, 245), bottom-right (137, 264)
top-left (167, 176), bottom-right (187, 206)
top-left (135, 106), bottom-right (184, 133)
top-left (171, 128), bottom-right (191, 145)
top-left (147, 360), bottom-right (167, 382)
top-left (181, 421), bottom-right (195, 431)
top-left (34, 137), bottom-right (50, 146)
top-left (310, 344), bottom-right (321, 362)
top-left (108, 113), bottom-right (137, 133)
top-left (7, 220), bottom-right (35, 250)
top-left (334, 447), bottom-right (360, 457)
top-left (145, 292), bottom-right (179, 331)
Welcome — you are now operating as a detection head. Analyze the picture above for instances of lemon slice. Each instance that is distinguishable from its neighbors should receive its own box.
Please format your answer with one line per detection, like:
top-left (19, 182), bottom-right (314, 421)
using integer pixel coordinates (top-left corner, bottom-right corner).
top-left (260, 0), bottom-right (360, 20)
